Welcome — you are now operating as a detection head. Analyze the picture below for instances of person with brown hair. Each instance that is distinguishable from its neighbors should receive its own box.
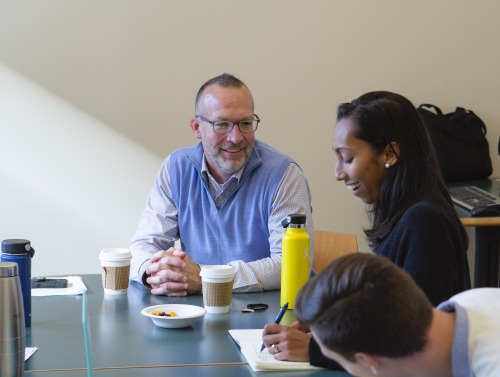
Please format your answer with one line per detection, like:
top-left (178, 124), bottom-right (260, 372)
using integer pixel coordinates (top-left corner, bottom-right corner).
top-left (295, 253), bottom-right (500, 377)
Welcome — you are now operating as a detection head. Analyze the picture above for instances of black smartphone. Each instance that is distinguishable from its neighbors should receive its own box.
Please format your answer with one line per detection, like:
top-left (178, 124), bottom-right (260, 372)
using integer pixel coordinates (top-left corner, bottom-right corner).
top-left (31, 277), bottom-right (68, 289)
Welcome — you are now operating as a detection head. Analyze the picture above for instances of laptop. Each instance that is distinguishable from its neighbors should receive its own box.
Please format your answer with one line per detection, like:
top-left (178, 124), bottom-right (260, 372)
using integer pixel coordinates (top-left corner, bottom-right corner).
top-left (448, 185), bottom-right (500, 211)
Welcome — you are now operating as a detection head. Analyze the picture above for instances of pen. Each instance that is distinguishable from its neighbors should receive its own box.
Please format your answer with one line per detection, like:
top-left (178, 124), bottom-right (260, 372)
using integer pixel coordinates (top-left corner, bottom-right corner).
top-left (260, 302), bottom-right (289, 352)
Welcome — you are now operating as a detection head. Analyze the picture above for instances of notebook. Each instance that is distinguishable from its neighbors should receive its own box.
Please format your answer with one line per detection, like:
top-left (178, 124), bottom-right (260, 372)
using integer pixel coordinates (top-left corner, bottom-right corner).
top-left (228, 329), bottom-right (321, 371)
top-left (448, 185), bottom-right (500, 211)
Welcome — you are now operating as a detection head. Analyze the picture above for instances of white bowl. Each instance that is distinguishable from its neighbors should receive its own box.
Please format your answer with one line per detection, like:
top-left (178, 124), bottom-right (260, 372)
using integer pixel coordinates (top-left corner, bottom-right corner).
top-left (141, 304), bottom-right (206, 329)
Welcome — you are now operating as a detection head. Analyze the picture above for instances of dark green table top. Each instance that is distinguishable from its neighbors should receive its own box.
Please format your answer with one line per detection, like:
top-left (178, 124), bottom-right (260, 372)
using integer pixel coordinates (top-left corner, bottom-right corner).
top-left (26, 365), bottom-right (346, 377)
top-left (25, 274), bottom-right (350, 377)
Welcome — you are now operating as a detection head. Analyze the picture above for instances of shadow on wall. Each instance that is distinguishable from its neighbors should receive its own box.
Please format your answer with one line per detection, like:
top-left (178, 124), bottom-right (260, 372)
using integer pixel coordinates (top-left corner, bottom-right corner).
top-left (0, 63), bottom-right (162, 276)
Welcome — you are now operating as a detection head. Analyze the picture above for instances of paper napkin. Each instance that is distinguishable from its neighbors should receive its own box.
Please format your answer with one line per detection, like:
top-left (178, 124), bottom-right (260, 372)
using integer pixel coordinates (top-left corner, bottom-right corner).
top-left (31, 276), bottom-right (87, 296)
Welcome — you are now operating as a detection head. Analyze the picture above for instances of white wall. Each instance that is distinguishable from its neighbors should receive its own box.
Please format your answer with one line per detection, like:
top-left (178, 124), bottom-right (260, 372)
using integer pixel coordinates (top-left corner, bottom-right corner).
top-left (0, 0), bottom-right (499, 275)
top-left (0, 64), bottom-right (162, 276)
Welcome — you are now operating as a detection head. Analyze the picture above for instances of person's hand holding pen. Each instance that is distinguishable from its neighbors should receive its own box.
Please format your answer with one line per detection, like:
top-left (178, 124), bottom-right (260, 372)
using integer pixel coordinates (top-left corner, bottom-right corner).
top-left (260, 302), bottom-right (288, 352)
top-left (262, 319), bottom-right (312, 362)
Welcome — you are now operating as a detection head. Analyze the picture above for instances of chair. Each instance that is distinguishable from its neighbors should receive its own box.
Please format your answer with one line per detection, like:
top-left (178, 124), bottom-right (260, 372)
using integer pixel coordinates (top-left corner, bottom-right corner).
top-left (312, 230), bottom-right (358, 273)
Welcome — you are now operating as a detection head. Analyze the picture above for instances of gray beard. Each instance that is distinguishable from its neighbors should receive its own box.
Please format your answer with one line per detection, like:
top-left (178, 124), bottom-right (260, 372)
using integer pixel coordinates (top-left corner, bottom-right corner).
top-left (203, 140), bottom-right (251, 175)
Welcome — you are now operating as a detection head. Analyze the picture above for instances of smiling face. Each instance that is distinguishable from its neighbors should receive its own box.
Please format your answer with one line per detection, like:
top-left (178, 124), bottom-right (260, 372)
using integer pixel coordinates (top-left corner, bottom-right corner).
top-left (190, 84), bottom-right (255, 183)
top-left (332, 118), bottom-right (389, 204)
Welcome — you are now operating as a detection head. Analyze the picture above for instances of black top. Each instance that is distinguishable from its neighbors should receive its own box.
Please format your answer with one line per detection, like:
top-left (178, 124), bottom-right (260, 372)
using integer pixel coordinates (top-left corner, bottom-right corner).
top-left (310, 197), bottom-right (470, 368)
top-left (374, 197), bottom-right (470, 305)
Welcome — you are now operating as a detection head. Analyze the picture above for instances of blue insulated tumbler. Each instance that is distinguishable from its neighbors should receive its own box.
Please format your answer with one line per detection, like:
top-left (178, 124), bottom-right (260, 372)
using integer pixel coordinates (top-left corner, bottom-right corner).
top-left (1, 239), bottom-right (35, 327)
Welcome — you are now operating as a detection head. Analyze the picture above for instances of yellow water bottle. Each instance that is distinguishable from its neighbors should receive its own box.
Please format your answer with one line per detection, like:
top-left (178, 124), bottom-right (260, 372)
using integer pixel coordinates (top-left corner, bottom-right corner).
top-left (280, 214), bottom-right (310, 309)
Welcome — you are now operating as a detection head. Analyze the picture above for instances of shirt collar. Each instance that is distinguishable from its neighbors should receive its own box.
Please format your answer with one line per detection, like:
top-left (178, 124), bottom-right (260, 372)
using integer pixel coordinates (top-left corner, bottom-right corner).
top-left (437, 300), bottom-right (471, 377)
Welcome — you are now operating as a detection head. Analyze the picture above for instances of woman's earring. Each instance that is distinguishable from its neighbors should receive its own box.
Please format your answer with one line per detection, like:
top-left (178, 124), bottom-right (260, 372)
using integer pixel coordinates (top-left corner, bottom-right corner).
top-left (385, 163), bottom-right (390, 169)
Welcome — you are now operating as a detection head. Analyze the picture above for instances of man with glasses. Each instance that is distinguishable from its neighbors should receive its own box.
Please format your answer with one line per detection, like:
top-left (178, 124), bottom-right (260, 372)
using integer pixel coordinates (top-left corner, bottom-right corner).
top-left (129, 73), bottom-right (313, 296)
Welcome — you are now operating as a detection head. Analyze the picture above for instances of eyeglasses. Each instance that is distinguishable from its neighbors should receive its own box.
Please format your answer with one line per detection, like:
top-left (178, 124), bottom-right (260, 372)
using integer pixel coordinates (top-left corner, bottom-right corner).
top-left (197, 114), bottom-right (260, 134)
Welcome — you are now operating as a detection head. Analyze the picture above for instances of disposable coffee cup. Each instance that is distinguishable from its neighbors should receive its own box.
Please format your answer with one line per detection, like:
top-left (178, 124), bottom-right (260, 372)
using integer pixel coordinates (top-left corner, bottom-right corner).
top-left (99, 248), bottom-right (132, 295)
top-left (200, 265), bottom-right (236, 313)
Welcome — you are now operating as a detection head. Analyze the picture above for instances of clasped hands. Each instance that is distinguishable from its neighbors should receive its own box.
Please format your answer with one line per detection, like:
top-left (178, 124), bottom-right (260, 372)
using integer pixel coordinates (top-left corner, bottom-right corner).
top-left (262, 321), bottom-right (312, 361)
top-left (145, 248), bottom-right (202, 296)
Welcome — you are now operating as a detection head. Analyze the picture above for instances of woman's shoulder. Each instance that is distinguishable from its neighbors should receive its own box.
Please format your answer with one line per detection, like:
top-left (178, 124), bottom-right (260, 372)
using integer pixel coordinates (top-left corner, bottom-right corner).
top-left (404, 197), bottom-right (455, 217)
top-left (396, 197), bottom-right (461, 231)
top-left (384, 197), bottom-right (465, 252)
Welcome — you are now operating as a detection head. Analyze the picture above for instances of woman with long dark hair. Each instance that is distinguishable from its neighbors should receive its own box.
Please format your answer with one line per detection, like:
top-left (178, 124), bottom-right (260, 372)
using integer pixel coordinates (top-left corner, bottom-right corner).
top-left (262, 91), bottom-right (471, 368)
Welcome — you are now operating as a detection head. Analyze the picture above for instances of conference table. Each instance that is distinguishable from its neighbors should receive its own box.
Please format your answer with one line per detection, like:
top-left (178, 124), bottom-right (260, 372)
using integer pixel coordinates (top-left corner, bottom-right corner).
top-left (24, 274), bottom-right (351, 377)
top-left (450, 177), bottom-right (500, 288)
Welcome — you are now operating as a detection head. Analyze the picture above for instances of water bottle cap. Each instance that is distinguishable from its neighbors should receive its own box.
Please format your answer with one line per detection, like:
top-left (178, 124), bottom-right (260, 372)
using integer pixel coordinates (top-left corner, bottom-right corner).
top-left (0, 262), bottom-right (19, 277)
top-left (1, 239), bottom-right (35, 257)
top-left (282, 214), bottom-right (307, 228)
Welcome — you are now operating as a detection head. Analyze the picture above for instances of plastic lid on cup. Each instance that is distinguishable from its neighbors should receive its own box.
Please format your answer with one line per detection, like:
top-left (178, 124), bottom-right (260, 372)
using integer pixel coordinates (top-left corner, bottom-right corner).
top-left (99, 248), bottom-right (132, 261)
top-left (199, 265), bottom-right (236, 279)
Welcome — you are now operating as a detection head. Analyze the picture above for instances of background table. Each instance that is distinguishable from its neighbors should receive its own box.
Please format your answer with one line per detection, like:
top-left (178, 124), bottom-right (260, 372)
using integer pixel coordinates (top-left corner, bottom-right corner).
top-left (25, 275), bottom-right (350, 376)
top-left (449, 178), bottom-right (500, 287)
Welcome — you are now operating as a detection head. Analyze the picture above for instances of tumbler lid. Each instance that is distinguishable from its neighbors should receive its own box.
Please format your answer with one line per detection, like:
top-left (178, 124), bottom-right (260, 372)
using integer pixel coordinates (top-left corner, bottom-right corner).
top-left (0, 262), bottom-right (19, 277)
top-left (282, 214), bottom-right (307, 228)
top-left (1, 239), bottom-right (35, 257)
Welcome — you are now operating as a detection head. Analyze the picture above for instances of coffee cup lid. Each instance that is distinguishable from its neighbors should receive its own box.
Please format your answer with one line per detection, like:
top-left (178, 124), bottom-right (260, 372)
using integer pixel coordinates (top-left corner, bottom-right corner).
top-left (99, 248), bottom-right (132, 261)
top-left (199, 265), bottom-right (236, 278)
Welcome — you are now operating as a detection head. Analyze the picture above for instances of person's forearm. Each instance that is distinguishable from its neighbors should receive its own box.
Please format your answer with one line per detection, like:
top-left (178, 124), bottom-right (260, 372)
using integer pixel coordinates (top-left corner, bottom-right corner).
top-left (230, 255), bottom-right (282, 292)
top-left (129, 243), bottom-right (155, 284)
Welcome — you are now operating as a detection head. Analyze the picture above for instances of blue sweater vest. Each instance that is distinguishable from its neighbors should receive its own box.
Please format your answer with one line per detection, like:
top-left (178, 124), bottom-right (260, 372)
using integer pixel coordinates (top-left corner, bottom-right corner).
top-left (169, 140), bottom-right (294, 265)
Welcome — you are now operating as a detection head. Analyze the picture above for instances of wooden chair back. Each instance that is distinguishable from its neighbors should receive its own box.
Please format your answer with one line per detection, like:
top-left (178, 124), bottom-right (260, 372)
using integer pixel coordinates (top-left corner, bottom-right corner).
top-left (312, 230), bottom-right (358, 273)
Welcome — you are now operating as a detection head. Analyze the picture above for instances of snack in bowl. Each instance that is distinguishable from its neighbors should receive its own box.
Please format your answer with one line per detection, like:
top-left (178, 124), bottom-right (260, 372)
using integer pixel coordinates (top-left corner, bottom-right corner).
top-left (150, 311), bottom-right (177, 317)
top-left (141, 304), bottom-right (206, 328)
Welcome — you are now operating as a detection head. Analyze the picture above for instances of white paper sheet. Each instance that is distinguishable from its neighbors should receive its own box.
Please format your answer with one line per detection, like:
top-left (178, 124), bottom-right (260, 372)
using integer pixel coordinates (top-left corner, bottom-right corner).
top-left (31, 276), bottom-right (87, 296)
top-left (25, 346), bottom-right (38, 361)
